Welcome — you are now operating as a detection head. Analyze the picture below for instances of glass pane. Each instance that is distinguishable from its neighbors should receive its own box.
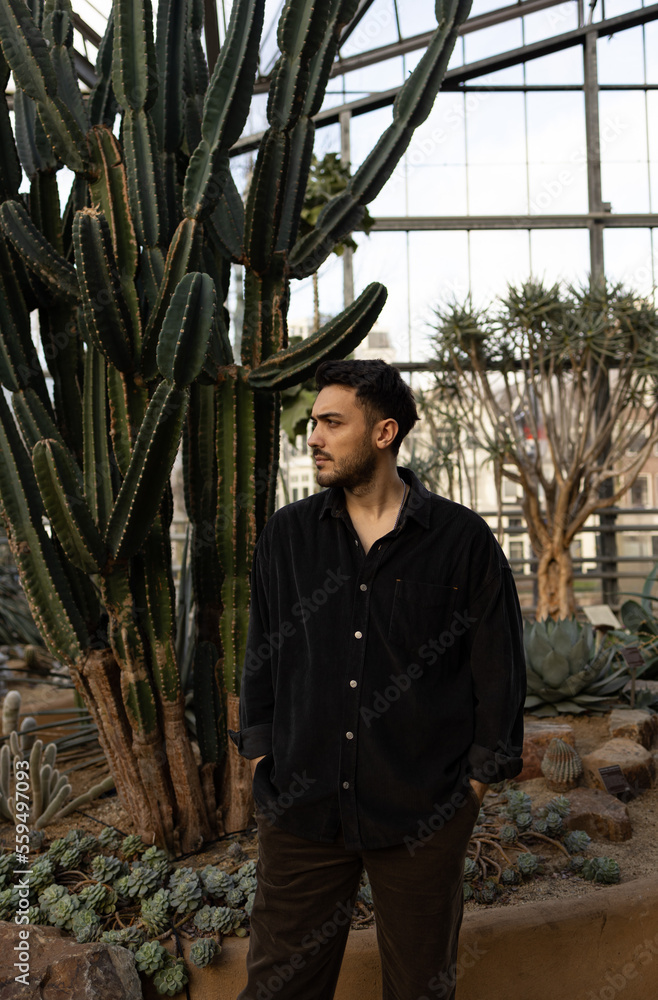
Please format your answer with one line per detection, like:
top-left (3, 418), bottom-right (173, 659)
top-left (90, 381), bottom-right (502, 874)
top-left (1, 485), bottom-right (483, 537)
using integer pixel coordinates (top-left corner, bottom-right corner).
top-left (339, 0), bottom-right (400, 58)
top-left (522, 5), bottom-right (579, 45)
top-left (524, 47), bottom-right (583, 86)
top-left (526, 92), bottom-right (588, 213)
top-left (603, 229), bottom-right (654, 296)
top-left (469, 230), bottom-right (531, 305)
top-left (466, 93), bottom-right (527, 165)
top-left (645, 22), bottom-right (658, 84)
top-left (396, 0), bottom-right (440, 37)
top-left (468, 164), bottom-right (529, 213)
top-left (599, 92), bottom-right (649, 163)
top-left (529, 230), bottom-right (591, 285)
top-left (602, 162), bottom-right (650, 213)
top-left (597, 26), bottom-right (645, 85)
top-left (464, 20), bottom-right (523, 64)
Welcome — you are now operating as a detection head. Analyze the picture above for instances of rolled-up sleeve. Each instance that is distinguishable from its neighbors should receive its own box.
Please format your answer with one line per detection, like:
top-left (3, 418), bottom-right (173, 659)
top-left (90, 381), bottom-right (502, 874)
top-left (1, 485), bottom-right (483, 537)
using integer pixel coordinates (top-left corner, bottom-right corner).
top-left (228, 533), bottom-right (275, 759)
top-left (465, 558), bottom-right (526, 783)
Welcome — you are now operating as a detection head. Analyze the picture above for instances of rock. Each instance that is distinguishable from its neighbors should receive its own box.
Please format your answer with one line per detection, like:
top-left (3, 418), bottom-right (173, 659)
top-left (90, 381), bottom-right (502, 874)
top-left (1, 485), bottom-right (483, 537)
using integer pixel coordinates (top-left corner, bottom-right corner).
top-left (0, 923), bottom-right (142, 1000)
top-left (608, 708), bottom-right (657, 749)
top-left (623, 678), bottom-right (658, 698)
top-left (517, 721), bottom-right (576, 781)
top-left (565, 787), bottom-right (632, 842)
top-left (581, 738), bottom-right (656, 793)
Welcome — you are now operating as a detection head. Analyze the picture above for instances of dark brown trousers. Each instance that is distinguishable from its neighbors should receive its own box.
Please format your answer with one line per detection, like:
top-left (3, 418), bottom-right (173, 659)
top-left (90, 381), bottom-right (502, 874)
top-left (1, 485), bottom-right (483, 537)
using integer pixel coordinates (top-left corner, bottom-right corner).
top-left (237, 787), bottom-right (480, 1000)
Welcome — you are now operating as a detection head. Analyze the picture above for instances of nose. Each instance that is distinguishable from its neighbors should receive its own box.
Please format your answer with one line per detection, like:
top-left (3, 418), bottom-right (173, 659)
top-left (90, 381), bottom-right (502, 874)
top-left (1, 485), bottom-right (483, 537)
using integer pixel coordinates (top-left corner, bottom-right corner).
top-left (308, 423), bottom-right (321, 448)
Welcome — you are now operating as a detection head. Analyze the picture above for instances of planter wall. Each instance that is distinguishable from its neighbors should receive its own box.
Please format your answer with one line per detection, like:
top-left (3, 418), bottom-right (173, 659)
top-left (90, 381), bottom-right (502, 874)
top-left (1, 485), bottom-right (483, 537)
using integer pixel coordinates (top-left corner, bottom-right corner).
top-left (153, 876), bottom-right (658, 1000)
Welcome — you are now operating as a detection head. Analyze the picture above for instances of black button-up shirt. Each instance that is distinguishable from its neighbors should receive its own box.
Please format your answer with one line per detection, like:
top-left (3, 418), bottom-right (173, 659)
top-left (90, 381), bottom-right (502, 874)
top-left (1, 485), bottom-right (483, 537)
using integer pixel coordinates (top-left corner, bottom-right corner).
top-left (229, 466), bottom-right (526, 851)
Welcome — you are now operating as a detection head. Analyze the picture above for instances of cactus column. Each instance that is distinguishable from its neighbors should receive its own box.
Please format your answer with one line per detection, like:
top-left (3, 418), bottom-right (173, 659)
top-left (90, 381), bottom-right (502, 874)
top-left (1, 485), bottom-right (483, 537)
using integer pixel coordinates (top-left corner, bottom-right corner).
top-left (0, 0), bottom-right (472, 849)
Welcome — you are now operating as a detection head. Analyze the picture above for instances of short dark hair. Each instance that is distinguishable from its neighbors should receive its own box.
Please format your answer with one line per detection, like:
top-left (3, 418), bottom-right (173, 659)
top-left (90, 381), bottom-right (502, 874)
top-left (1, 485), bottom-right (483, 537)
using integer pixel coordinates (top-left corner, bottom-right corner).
top-left (314, 358), bottom-right (419, 456)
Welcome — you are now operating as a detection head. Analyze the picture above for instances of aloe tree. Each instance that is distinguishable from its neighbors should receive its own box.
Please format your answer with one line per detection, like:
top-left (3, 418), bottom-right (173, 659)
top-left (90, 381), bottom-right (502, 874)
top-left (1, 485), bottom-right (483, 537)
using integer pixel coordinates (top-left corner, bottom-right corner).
top-left (0, 0), bottom-right (472, 852)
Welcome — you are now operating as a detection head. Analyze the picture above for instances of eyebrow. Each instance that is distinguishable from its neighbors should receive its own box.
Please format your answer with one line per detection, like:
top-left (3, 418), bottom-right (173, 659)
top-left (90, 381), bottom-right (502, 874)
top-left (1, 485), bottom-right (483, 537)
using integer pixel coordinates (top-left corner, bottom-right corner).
top-left (309, 411), bottom-right (344, 422)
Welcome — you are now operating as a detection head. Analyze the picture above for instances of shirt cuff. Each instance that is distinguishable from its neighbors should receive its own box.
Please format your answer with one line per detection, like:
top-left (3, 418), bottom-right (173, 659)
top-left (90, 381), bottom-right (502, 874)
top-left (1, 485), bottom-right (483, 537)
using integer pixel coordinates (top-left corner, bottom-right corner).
top-left (467, 742), bottom-right (523, 783)
top-left (228, 723), bottom-right (272, 759)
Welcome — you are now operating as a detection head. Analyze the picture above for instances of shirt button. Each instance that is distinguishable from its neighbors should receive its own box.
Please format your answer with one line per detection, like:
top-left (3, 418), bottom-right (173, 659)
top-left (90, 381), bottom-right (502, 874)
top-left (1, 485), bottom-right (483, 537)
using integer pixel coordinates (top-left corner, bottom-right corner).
top-left (343, 781), bottom-right (350, 789)
top-left (354, 631), bottom-right (362, 639)
top-left (360, 584), bottom-right (367, 591)
top-left (346, 731), bottom-right (354, 740)
top-left (349, 679), bottom-right (357, 688)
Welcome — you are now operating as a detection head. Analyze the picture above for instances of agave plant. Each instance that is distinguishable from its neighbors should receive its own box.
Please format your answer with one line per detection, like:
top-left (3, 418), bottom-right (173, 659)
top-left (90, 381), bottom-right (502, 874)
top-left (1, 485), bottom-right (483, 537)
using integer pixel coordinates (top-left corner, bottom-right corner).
top-left (524, 618), bottom-right (628, 717)
top-left (0, 0), bottom-right (472, 852)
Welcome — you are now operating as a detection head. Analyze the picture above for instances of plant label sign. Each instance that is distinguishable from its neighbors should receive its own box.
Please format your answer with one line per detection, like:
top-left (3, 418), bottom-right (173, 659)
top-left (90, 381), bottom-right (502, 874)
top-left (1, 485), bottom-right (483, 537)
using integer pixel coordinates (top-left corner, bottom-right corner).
top-left (598, 765), bottom-right (636, 802)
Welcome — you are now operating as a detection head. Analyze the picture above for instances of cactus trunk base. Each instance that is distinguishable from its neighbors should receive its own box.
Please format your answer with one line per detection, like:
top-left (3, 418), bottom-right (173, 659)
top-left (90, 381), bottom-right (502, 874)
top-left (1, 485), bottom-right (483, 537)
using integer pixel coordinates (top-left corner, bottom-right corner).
top-left (161, 698), bottom-right (215, 851)
top-left (76, 650), bottom-right (214, 855)
top-left (221, 692), bottom-right (254, 833)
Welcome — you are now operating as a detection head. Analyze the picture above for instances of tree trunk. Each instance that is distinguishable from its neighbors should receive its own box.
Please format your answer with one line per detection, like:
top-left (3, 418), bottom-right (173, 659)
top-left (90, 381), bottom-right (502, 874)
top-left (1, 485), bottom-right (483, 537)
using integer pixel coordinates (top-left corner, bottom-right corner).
top-left (536, 544), bottom-right (576, 619)
top-left (220, 692), bottom-right (254, 833)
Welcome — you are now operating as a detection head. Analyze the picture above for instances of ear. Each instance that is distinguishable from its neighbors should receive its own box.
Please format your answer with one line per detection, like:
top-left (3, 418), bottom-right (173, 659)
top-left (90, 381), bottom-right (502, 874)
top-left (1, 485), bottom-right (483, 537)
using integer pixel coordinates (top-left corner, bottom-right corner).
top-left (374, 417), bottom-right (399, 451)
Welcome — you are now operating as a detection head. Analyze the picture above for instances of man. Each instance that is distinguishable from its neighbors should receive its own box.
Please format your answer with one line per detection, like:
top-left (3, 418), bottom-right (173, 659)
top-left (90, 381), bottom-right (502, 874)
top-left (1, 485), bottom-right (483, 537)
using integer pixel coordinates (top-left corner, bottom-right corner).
top-left (230, 358), bottom-right (526, 1000)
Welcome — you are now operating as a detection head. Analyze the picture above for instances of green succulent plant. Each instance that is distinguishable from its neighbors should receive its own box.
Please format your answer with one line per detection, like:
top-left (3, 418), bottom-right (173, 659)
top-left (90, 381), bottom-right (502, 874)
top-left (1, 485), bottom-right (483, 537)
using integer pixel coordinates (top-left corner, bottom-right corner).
top-left (48, 891), bottom-right (80, 929)
top-left (121, 835), bottom-right (147, 861)
top-left (564, 830), bottom-right (591, 855)
top-left (153, 958), bottom-right (189, 996)
top-left (463, 857), bottom-right (479, 882)
top-left (124, 862), bottom-right (165, 899)
top-left (569, 855), bottom-right (586, 873)
top-left (517, 853), bottom-right (543, 878)
top-left (501, 867), bottom-right (520, 886)
top-left (38, 882), bottom-right (67, 915)
top-left (581, 857), bottom-right (620, 884)
top-left (189, 936), bottom-right (220, 969)
top-left (200, 865), bottom-right (234, 898)
top-left (544, 811), bottom-right (565, 837)
top-left (71, 906), bottom-right (101, 943)
top-left (101, 925), bottom-right (146, 951)
top-left (90, 854), bottom-right (127, 883)
top-left (514, 811), bottom-right (533, 833)
top-left (28, 857), bottom-right (55, 891)
top-left (135, 939), bottom-right (169, 975)
top-left (463, 882), bottom-right (474, 902)
top-left (168, 866), bottom-right (202, 914)
top-left (211, 905), bottom-right (244, 935)
top-left (98, 827), bottom-right (122, 852)
top-left (524, 618), bottom-right (628, 717)
top-left (77, 881), bottom-right (118, 915)
top-left (498, 824), bottom-right (517, 844)
top-left (0, 885), bottom-right (19, 920)
top-left (140, 888), bottom-right (172, 936)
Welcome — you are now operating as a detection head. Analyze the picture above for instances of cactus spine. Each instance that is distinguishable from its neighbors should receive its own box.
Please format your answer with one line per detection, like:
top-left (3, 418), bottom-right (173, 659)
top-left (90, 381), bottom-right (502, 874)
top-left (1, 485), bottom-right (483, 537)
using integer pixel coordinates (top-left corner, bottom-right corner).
top-left (0, 0), bottom-right (472, 850)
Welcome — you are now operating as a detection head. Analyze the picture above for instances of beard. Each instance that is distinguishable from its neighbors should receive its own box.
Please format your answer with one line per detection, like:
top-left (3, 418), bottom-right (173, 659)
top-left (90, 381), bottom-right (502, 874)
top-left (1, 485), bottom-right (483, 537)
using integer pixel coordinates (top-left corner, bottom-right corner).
top-left (313, 431), bottom-right (378, 491)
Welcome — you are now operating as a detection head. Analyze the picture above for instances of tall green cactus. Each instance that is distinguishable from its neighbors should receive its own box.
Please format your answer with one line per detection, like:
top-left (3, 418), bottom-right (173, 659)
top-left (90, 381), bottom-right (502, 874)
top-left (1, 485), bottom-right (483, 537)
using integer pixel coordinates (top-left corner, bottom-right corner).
top-left (0, 0), bottom-right (471, 850)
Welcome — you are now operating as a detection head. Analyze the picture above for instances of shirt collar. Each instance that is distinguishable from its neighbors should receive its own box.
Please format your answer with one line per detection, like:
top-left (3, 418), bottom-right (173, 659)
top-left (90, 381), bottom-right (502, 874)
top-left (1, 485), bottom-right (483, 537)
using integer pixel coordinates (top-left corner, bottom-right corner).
top-left (319, 466), bottom-right (431, 529)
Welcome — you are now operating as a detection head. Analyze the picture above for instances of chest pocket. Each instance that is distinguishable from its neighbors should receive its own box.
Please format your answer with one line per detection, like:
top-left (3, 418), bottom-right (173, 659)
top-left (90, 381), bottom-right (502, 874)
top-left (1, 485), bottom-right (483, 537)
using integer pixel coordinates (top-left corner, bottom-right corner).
top-left (388, 579), bottom-right (458, 654)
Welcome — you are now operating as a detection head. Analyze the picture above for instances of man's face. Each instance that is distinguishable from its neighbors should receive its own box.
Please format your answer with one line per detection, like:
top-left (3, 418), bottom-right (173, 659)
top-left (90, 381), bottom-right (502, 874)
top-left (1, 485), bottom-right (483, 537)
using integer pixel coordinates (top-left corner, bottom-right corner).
top-left (307, 384), bottom-right (378, 490)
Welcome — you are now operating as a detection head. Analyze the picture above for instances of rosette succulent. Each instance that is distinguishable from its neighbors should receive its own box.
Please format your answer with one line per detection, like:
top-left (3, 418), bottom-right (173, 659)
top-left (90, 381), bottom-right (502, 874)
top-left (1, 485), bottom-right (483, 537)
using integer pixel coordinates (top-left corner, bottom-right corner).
top-left (225, 886), bottom-right (245, 908)
top-left (463, 882), bottom-right (474, 902)
top-left (200, 866), bottom-right (235, 898)
top-left (501, 867), bottom-right (520, 886)
top-left (524, 618), bottom-right (628, 717)
top-left (30, 858), bottom-right (55, 892)
top-left (212, 906), bottom-right (244, 935)
top-left (141, 847), bottom-right (171, 881)
top-left (121, 835), bottom-right (147, 861)
top-left (49, 892), bottom-right (80, 929)
top-left (153, 959), bottom-right (189, 997)
top-left (124, 863), bottom-right (165, 899)
top-left (190, 937), bottom-right (219, 969)
top-left (71, 907), bottom-right (101, 943)
top-left (46, 839), bottom-right (69, 865)
top-left (90, 854), bottom-right (127, 884)
top-left (499, 824), bottom-right (518, 844)
top-left (140, 889), bottom-right (172, 936)
top-left (168, 867), bottom-right (203, 914)
top-left (78, 882), bottom-right (118, 915)
top-left (564, 830), bottom-right (591, 855)
top-left (0, 885), bottom-right (19, 920)
top-left (0, 853), bottom-right (17, 881)
top-left (544, 812), bottom-right (565, 837)
top-left (101, 925), bottom-right (146, 951)
top-left (582, 857), bottom-right (620, 884)
top-left (517, 853), bottom-right (543, 878)
top-left (463, 858), bottom-right (479, 882)
top-left (135, 940), bottom-right (169, 976)
top-left (38, 883), bottom-right (67, 916)
top-left (569, 855), bottom-right (586, 873)
top-left (515, 811), bottom-right (533, 833)
top-left (59, 846), bottom-right (83, 871)
top-left (194, 905), bottom-right (222, 933)
top-left (98, 828), bottom-right (122, 852)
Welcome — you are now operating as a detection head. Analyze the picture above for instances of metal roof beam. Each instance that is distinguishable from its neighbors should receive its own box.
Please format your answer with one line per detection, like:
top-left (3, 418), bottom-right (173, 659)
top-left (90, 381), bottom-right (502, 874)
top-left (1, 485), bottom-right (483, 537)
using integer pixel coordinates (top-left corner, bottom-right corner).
top-left (368, 214), bottom-right (658, 230)
top-left (234, 2), bottom-right (658, 154)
